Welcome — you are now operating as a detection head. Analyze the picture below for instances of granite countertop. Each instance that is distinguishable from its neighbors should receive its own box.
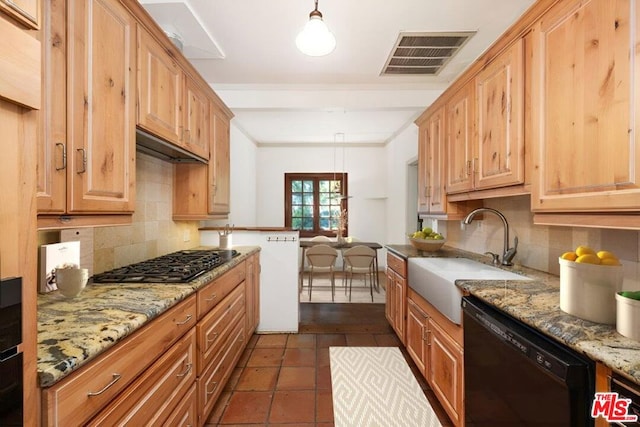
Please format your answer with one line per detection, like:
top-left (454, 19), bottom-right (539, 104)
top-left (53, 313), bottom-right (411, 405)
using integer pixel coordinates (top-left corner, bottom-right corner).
top-left (386, 244), bottom-right (640, 385)
top-left (37, 246), bottom-right (260, 388)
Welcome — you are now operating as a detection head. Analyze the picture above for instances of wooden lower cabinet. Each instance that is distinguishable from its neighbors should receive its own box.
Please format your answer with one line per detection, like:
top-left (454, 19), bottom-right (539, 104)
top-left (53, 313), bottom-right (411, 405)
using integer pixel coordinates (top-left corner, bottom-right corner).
top-left (88, 329), bottom-right (197, 426)
top-left (245, 252), bottom-right (260, 337)
top-left (385, 252), bottom-right (406, 344)
top-left (405, 288), bottom-right (464, 427)
top-left (41, 253), bottom-right (260, 427)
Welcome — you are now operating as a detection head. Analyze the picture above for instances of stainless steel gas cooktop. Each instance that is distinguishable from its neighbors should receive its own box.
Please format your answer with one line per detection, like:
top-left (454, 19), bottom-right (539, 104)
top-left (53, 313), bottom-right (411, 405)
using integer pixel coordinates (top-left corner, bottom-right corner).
top-left (92, 249), bottom-right (238, 283)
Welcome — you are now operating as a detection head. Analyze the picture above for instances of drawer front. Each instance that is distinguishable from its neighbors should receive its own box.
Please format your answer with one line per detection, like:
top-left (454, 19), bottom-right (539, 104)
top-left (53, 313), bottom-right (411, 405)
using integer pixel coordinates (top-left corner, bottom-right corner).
top-left (198, 318), bottom-right (245, 419)
top-left (387, 252), bottom-right (407, 277)
top-left (88, 329), bottom-right (197, 426)
top-left (164, 383), bottom-right (197, 427)
top-left (197, 284), bottom-right (245, 374)
top-left (42, 295), bottom-right (197, 427)
top-left (197, 261), bottom-right (246, 318)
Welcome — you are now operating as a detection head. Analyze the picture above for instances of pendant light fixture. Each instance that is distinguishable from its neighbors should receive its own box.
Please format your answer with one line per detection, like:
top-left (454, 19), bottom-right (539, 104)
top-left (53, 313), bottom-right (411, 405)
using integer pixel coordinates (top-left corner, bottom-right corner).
top-left (296, 0), bottom-right (336, 57)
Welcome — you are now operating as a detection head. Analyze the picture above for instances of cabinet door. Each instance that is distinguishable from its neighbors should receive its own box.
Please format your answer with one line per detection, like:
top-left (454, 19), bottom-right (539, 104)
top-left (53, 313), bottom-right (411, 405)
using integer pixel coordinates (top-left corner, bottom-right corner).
top-left (446, 83), bottom-right (475, 194)
top-left (385, 269), bottom-right (395, 327)
top-left (183, 75), bottom-right (210, 160)
top-left (475, 38), bottom-right (525, 190)
top-left (209, 106), bottom-right (231, 215)
top-left (429, 319), bottom-right (464, 426)
top-left (531, 0), bottom-right (640, 211)
top-left (406, 298), bottom-right (428, 377)
top-left (67, 0), bottom-right (135, 213)
top-left (36, 0), bottom-right (66, 213)
top-left (417, 125), bottom-right (429, 213)
top-left (245, 253), bottom-right (260, 337)
top-left (137, 26), bottom-right (183, 145)
top-left (392, 273), bottom-right (406, 343)
top-left (0, 0), bottom-right (39, 29)
top-left (426, 106), bottom-right (447, 213)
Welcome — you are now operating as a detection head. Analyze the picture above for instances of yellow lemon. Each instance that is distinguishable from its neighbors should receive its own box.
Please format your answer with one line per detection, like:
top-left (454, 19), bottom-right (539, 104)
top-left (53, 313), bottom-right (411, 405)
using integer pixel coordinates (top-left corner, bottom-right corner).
top-left (560, 252), bottom-right (577, 261)
top-left (575, 254), bottom-right (601, 264)
top-left (575, 245), bottom-right (596, 257)
top-left (597, 250), bottom-right (618, 260)
top-left (600, 258), bottom-right (621, 266)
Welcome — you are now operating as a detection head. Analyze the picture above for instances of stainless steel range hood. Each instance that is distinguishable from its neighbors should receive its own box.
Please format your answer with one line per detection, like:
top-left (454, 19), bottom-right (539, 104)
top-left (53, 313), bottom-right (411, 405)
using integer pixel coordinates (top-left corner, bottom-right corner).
top-left (135, 128), bottom-right (208, 164)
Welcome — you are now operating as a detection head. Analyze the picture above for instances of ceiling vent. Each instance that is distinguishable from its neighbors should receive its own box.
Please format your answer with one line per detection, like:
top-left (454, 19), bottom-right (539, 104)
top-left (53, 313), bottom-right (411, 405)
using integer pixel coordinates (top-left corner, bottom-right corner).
top-left (381, 31), bottom-right (475, 76)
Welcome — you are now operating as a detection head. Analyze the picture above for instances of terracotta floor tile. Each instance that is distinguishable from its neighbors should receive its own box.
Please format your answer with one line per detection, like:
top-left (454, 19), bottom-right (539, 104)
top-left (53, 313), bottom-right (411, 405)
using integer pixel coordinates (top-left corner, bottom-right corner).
top-left (286, 333), bottom-right (316, 348)
top-left (246, 347), bottom-right (284, 367)
top-left (236, 346), bottom-right (252, 367)
top-left (283, 347), bottom-right (316, 367)
top-left (276, 366), bottom-right (316, 390)
top-left (346, 333), bottom-right (377, 346)
top-left (255, 333), bottom-right (288, 348)
top-left (269, 390), bottom-right (316, 423)
top-left (219, 391), bottom-right (272, 424)
top-left (374, 333), bottom-right (401, 346)
top-left (316, 364), bottom-right (332, 390)
top-left (316, 389), bottom-right (334, 422)
top-left (205, 390), bottom-right (231, 424)
top-left (316, 347), bottom-right (331, 367)
top-left (224, 367), bottom-right (243, 391)
top-left (235, 367), bottom-right (279, 391)
top-left (317, 333), bottom-right (346, 348)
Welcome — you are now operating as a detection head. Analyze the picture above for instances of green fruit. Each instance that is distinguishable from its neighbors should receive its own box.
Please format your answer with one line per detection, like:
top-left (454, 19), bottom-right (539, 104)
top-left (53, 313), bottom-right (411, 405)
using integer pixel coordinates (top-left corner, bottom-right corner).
top-left (422, 227), bottom-right (433, 235)
top-left (620, 291), bottom-right (640, 300)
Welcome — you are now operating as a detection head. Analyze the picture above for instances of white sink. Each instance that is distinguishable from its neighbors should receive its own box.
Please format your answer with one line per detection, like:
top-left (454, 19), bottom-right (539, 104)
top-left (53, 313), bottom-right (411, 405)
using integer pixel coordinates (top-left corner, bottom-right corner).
top-left (407, 257), bottom-right (530, 325)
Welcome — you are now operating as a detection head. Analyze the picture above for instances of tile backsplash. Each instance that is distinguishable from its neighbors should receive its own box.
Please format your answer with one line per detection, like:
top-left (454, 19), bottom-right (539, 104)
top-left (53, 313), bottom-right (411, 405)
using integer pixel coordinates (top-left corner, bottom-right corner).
top-left (444, 195), bottom-right (640, 290)
top-left (39, 153), bottom-right (201, 276)
top-left (93, 153), bottom-right (201, 274)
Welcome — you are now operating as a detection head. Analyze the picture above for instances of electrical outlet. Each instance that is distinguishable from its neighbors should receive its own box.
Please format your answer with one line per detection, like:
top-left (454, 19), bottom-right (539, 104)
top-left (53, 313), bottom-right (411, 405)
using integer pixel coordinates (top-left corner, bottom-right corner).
top-left (183, 230), bottom-right (190, 242)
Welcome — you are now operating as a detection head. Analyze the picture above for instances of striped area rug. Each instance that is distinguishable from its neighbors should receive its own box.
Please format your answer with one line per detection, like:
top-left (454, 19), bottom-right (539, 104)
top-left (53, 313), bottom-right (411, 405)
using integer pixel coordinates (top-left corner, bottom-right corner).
top-left (330, 347), bottom-right (442, 427)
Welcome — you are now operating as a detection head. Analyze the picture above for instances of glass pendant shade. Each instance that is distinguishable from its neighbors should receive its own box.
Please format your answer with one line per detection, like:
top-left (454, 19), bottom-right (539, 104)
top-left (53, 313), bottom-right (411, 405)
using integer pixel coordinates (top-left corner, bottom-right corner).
top-left (296, 11), bottom-right (336, 56)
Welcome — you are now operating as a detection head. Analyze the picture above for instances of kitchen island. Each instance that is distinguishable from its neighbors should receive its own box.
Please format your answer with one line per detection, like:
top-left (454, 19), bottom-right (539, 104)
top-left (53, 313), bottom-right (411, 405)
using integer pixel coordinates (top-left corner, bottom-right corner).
top-left (386, 244), bottom-right (640, 386)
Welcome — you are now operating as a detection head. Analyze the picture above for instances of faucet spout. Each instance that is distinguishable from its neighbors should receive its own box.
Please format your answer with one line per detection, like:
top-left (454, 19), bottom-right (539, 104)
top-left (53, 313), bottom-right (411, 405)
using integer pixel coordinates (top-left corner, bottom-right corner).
top-left (462, 207), bottom-right (516, 266)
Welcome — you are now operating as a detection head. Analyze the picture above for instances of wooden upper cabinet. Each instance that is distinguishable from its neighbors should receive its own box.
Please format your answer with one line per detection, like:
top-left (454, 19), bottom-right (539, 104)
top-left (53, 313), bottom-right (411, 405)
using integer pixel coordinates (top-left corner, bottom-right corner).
top-left (0, 0), bottom-right (39, 29)
top-left (475, 38), bottom-right (525, 191)
top-left (209, 105), bottom-right (231, 215)
top-left (137, 26), bottom-right (183, 145)
top-left (530, 0), bottom-right (640, 212)
top-left (66, 0), bottom-right (135, 213)
top-left (36, 0), bottom-right (65, 213)
top-left (446, 82), bottom-right (475, 194)
top-left (183, 74), bottom-right (210, 160)
top-left (417, 106), bottom-right (446, 214)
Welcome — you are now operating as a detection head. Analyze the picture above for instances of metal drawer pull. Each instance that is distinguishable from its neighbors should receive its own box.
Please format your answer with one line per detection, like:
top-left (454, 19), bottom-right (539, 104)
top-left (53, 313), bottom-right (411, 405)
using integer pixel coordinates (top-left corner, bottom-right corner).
top-left (205, 293), bottom-right (217, 302)
top-left (87, 373), bottom-right (121, 396)
top-left (55, 143), bottom-right (67, 171)
top-left (176, 363), bottom-right (192, 378)
top-left (76, 148), bottom-right (87, 174)
top-left (206, 332), bottom-right (219, 344)
top-left (206, 381), bottom-right (219, 395)
top-left (175, 314), bottom-right (192, 325)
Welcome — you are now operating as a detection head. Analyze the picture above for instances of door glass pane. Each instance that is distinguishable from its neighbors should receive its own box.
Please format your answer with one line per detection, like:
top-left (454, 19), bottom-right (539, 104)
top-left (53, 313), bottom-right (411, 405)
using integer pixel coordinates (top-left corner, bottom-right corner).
top-left (291, 180), bottom-right (302, 192)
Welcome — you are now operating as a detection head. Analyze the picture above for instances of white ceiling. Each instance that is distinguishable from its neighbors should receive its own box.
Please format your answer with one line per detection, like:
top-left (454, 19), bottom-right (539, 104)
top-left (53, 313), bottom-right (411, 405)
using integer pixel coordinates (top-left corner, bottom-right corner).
top-left (139, 0), bottom-right (536, 146)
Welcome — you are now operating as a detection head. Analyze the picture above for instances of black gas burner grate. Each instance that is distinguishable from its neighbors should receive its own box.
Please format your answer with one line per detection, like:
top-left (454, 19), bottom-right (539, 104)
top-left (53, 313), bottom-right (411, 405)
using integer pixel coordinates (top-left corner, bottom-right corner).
top-left (92, 249), bottom-right (238, 284)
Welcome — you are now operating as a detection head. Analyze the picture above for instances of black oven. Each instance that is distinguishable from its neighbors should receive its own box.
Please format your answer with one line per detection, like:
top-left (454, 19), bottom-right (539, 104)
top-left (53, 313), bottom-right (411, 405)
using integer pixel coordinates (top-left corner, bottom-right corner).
top-left (0, 277), bottom-right (22, 426)
top-left (462, 295), bottom-right (594, 426)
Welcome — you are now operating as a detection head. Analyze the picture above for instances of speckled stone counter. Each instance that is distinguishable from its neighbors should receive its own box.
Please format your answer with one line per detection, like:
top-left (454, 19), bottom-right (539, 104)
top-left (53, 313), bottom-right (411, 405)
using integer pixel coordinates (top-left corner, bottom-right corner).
top-left (386, 244), bottom-right (640, 385)
top-left (37, 246), bottom-right (260, 388)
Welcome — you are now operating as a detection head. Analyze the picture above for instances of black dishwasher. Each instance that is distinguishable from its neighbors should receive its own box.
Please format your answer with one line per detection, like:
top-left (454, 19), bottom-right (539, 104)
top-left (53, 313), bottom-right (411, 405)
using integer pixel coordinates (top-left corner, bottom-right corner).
top-left (462, 295), bottom-right (594, 427)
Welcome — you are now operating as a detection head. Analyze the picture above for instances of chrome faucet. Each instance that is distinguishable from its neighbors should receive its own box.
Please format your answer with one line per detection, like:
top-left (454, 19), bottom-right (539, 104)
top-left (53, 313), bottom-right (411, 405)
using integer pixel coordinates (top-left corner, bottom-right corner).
top-left (461, 207), bottom-right (518, 266)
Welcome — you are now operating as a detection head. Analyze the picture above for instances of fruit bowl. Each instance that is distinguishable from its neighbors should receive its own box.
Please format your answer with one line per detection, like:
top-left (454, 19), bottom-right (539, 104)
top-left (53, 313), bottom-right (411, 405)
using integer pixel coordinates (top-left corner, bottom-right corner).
top-left (409, 237), bottom-right (446, 252)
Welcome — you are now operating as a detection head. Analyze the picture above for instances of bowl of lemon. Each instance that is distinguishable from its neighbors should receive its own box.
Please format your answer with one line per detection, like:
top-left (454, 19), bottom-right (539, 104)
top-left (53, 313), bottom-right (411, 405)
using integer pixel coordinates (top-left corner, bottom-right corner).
top-left (559, 246), bottom-right (623, 324)
top-left (409, 228), bottom-right (446, 252)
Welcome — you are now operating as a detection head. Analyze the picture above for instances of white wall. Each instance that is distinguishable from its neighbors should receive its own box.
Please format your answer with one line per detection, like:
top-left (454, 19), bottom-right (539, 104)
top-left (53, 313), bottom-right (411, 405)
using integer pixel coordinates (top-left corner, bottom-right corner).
top-left (202, 123), bottom-right (258, 227)
top-left (384, 124), bottom-right (419, 245)
top-left (255, 144), bottom-right (387, 246)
